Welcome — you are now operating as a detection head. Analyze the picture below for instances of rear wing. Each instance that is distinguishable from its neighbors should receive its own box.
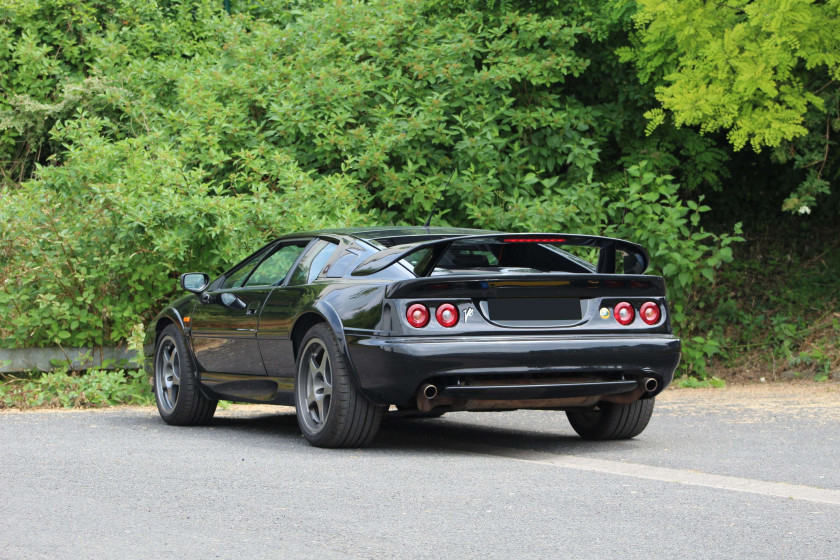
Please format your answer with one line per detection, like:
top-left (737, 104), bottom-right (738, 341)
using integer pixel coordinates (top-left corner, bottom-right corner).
top-left (351, 233), bottom-right (650, 277)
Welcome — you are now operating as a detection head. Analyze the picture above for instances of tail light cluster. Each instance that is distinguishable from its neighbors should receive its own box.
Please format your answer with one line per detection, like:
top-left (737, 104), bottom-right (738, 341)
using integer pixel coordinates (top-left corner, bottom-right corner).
top-left (406, 303), bottom-right (459, 328)
top-left (612, 301), bottom-right (661, 326)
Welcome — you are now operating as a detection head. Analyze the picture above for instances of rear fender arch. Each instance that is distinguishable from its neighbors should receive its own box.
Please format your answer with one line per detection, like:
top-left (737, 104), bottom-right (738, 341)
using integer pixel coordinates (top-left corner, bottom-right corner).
top-left (291, 302), bottom-right (365, 394)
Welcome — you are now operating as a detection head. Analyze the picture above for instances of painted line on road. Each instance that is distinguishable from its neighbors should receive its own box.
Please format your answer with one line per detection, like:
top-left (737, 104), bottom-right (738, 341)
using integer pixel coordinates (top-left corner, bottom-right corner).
top-left (458, 443), bottom-right (840, 506)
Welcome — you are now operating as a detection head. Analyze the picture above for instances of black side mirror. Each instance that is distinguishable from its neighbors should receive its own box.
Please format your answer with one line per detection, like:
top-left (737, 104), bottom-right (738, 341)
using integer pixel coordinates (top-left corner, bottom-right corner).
top-left (180, 272), bottom-right (210, 293)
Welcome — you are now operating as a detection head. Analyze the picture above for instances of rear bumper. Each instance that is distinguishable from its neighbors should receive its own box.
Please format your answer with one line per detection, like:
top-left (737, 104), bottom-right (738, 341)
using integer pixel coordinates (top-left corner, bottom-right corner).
top-left (346, 333), bottom-right (681, 405)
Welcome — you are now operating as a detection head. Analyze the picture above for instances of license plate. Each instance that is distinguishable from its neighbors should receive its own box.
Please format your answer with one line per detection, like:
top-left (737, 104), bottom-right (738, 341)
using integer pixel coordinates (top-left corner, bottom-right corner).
top-left (487, 298), bottom-right (581, 321)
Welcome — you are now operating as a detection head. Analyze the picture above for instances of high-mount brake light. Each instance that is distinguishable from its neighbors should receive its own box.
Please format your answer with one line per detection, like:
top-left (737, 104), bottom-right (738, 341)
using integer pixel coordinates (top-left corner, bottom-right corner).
top-left (640, 302), bottom-right (661, 325)
top-left (406, 304), bottom-right (430, 328)
top-left (614, 302), bottom-right (635, 326)
top-left (435, 303), bottom-right (459, 328)
top-left (503, 238), bottom-right (566, 243)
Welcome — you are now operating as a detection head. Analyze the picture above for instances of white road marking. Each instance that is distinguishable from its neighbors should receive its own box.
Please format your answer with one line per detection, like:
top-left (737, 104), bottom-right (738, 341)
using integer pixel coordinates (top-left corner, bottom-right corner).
top-left (458, 443), bottom-right (840, 506)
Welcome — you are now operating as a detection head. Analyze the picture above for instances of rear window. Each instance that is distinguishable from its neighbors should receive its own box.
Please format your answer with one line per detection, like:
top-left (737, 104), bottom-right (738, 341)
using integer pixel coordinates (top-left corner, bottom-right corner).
top-left (428, 240), bottom-right (593, 275)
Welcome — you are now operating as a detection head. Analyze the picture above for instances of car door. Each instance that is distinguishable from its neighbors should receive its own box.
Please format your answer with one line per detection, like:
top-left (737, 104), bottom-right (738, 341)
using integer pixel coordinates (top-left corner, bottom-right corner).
top-left (258, 239), bottom-right (339, 377)
top-left (190, 240), bottom-right (310, 375)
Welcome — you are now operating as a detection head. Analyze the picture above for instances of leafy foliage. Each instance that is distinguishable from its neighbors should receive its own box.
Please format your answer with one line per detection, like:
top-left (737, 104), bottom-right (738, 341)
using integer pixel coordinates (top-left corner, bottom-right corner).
top-left (621, 0), bottom-right (840, 210)
top-left (700, 227), bottom-right (840, 381)
top-left (0, 0), bottom-right (740, 378)
top-left (0, 119), bottom-right (367, 346)
top-left (0, 368), bottom-right (152, 409)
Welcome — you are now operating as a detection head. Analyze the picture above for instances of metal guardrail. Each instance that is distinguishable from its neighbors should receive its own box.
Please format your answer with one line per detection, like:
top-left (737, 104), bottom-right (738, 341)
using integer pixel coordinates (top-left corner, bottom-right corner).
top-left (0, 347), bottom-right (141, 373)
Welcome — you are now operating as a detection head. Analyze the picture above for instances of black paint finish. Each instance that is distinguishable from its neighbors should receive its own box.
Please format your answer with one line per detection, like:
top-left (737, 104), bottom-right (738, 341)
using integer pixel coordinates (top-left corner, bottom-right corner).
top-left (144, 227), bottom-right (681, 407)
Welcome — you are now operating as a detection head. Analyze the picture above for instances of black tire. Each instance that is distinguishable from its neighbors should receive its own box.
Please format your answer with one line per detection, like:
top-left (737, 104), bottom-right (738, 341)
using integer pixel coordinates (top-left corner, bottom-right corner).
top-left (566, 398), bottom-right (655, 440)
top-left (294, 323), bottom-right (384, 448)
top-left (153, 324), bottom-right (217, 426)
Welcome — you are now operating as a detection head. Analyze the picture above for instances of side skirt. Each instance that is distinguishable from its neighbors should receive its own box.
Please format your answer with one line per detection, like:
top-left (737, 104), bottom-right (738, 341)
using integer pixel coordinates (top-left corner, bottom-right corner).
top-left (198, 372), bottom-right (295, 406)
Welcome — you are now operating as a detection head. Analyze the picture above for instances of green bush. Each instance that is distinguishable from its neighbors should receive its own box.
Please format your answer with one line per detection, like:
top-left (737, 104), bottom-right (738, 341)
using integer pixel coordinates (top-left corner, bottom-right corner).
top-left (0, 0), bottom-right (741, 377)
top-left (0, 118), bottom-right (368, 347)
top-left (0, 368), bottom-right (153, 409)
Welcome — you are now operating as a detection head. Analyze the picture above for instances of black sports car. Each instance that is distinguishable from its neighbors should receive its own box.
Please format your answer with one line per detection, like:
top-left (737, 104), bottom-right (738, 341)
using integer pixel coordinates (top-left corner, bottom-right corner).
top-left (144, 227), bottom-right (681, 447)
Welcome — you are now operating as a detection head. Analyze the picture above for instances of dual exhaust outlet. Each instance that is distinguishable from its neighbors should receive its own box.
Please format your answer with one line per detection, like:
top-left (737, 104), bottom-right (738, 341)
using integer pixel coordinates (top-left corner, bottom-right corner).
top-left (420, 377), bottom-right (658, 401)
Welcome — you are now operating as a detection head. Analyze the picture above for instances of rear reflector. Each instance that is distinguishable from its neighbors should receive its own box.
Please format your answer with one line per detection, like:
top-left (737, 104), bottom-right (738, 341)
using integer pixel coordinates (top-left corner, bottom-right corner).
top-left (435, 303), bottom-right (459, 327)
top-left (640, 302), bottom-right (661, 325)
top-left (614, 302), bottom-right (634, 325)
top-left (406, 304), bottom-right (430, 328)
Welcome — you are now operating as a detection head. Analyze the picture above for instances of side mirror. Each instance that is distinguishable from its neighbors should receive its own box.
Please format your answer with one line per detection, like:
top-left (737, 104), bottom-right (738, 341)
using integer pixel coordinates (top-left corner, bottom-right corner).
top-left (180, 272), bottom-right (210, 293)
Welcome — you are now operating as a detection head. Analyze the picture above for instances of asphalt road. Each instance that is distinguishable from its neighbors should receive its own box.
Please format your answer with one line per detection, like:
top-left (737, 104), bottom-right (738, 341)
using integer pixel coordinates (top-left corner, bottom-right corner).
top-left (1, 384), bottom-right (838, 559)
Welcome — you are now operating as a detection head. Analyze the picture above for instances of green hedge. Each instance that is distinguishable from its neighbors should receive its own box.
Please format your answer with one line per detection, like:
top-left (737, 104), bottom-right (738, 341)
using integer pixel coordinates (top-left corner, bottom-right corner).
top-left (1, 0), bottom-right (741, 375)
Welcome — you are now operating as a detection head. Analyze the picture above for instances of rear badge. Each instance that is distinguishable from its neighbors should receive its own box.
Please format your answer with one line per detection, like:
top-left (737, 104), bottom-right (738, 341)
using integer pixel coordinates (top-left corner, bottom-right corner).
top-left (463, 307), bottom-right (474, 322)
top-left (599, 307), bottom-right (611, 319)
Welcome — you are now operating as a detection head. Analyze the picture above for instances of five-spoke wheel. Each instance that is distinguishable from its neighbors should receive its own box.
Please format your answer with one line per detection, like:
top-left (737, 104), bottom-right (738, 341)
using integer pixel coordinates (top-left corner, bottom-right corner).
top-left (294, 323), bottom-right (384, 447)
top-left (155, 337), bottom-right (181, 414)
top-left (153, 324), bottom-right (217, 425)
top-left (297, 337), bottom-right (333, 433)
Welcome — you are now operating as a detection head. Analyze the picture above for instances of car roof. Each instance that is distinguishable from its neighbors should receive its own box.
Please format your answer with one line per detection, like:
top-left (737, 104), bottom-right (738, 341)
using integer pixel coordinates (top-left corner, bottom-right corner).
top-left (281, 226), bottom-right (494, 247)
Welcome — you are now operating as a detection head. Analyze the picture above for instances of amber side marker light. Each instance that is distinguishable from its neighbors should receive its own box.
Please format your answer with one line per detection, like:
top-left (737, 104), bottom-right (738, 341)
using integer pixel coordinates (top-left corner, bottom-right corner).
top-left (183, 317), bottom-right (191, 325)
top-left (406, 304), bottom-right (430, 328)
top-left (640, 302), bottom-right (661, 325)
top-left (614, 302), bottom-right (634, 326)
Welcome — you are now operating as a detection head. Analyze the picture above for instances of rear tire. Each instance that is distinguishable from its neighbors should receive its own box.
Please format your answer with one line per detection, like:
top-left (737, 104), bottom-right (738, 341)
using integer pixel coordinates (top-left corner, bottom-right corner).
top-left (153, 324), bottom-right (217, 425)
top-left (294, 323), bottom-right (384, 448)
top-left (566, 398), bottom-right (655, 440)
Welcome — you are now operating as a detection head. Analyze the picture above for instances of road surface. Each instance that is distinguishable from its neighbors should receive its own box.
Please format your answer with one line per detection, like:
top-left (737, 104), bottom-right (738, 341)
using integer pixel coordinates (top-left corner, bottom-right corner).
top-left (1, 383), bottom-right (838, 559)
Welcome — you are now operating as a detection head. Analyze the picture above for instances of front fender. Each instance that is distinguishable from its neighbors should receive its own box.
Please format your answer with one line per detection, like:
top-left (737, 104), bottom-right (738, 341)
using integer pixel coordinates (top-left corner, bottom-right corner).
top-left (144, 301), bottom-right (196, 379)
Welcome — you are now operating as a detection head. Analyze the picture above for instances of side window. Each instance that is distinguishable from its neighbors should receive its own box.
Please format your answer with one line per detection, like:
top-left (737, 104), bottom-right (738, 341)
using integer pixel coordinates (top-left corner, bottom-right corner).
top-left (221, 246), bottom-right (273, 289)
top-left (325, 252), bottom-right (359, 278)
top-left (244, 242), bottom-right (308, 287)
top-left (288, 240), bottom-right (338, 286)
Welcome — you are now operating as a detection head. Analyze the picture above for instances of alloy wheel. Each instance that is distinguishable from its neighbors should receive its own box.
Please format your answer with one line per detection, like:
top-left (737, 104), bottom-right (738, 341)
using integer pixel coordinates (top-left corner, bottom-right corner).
top-left (155, 337), bottom-right (181, 414)
top-left (298, 338), bottom-right (333, 433)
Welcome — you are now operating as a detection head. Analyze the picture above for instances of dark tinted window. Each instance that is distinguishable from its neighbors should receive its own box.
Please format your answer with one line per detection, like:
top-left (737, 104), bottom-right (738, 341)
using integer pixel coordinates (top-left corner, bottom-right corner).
top-left (244, 242), bottom-right (308, 287)
top-left (221, 246), bottom-right (273, 289)
top-left (325, 252), bottom-right (359, 278)
top-left (430, 240), bottom-right (591, 274)
top-left (288, 240), bottom-right (338, 286)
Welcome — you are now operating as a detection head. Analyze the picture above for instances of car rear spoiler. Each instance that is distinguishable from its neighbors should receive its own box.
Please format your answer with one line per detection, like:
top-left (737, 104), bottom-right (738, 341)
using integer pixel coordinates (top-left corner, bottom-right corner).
top-left (351, 233), bottom-right (650, 277)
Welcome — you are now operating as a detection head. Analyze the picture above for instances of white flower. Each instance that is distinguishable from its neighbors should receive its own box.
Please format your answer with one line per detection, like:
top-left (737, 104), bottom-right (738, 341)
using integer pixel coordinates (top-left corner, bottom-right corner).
top-left (798, 205), bottom-right (811, 215)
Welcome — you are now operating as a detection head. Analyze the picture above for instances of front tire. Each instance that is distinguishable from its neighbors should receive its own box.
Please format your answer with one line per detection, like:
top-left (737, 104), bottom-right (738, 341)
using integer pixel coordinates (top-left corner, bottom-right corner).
top-left (294, 324), bottom-right (384, 448)
top-left (154, 324), bottom-right (217, 425)
top-left (566, 398), bottom-right (655, 440)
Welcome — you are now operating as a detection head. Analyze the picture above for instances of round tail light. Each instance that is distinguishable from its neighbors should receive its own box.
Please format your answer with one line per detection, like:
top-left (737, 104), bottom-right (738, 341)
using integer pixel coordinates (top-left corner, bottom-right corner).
top-left (640, 302), bottom-right (661, 325)
top-left (614, 302), bottom-right (635, 326)
top-left (406, 304), bottom-right (430, 328)
top-left (435, 303), bottom-right (459, 327)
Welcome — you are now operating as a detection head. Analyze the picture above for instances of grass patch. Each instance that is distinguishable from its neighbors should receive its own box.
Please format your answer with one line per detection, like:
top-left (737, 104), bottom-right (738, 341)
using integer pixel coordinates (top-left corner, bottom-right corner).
top-left (0, 369), bottom-right (153, 409)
